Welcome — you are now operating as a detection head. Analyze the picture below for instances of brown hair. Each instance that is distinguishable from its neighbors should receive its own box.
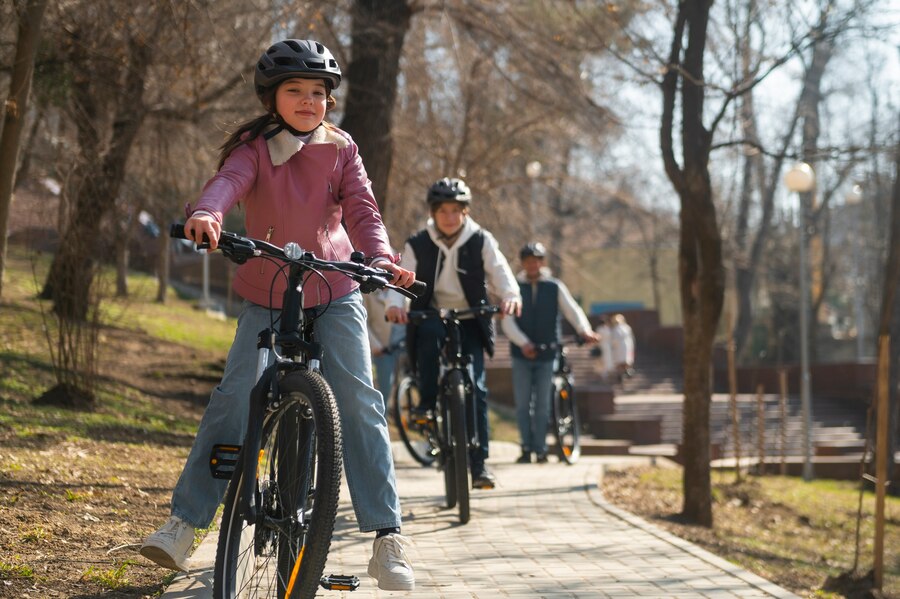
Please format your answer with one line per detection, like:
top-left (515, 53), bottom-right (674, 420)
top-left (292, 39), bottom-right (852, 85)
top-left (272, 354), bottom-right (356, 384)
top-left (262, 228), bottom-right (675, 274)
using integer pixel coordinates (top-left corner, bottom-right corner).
top-left (216, 84), bottom-right (337, 170)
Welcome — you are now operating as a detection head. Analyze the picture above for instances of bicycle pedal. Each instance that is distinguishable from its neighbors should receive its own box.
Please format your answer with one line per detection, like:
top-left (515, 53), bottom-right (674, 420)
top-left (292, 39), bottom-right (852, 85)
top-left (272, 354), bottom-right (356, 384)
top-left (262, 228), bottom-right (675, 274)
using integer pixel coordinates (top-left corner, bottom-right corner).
top-left (320, 574), bottom-right (360, 591)
top-left (209, 444), bottom-right (241, 480)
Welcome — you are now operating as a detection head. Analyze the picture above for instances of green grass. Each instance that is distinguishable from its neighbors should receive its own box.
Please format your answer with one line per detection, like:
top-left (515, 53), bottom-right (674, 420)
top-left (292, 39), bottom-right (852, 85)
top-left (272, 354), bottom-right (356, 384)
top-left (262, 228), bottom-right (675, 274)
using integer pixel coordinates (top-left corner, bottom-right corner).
top-left (0, 559), bottom-right (34, 579)
top-left (82, 561), bottom-right (134, 589)
top-left (614, 466), bottom-right (900, 597)
top-left (0, 245), bottom-right (234, 440)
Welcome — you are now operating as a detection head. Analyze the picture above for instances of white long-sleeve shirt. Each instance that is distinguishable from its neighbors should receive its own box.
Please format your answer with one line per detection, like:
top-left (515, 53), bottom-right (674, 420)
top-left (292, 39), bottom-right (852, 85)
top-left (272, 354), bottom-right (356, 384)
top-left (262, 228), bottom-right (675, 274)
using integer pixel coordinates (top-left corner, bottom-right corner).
top-left (387, 217), bottom-right (520, 312)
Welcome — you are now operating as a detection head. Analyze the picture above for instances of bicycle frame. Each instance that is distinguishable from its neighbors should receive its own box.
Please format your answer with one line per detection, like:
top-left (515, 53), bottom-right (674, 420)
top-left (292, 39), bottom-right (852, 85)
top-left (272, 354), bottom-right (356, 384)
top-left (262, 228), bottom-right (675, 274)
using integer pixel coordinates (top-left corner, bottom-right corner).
top-left (409, 305), bottom-right (499, 450)
top-left (170, 224), bottom-right (423, 594)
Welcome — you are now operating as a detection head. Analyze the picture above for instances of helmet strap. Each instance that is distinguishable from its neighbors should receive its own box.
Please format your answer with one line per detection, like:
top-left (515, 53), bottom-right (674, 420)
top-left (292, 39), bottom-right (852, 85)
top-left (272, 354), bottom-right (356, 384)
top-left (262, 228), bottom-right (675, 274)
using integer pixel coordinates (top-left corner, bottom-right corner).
top-left (271, 114), bottom-right (321, 137)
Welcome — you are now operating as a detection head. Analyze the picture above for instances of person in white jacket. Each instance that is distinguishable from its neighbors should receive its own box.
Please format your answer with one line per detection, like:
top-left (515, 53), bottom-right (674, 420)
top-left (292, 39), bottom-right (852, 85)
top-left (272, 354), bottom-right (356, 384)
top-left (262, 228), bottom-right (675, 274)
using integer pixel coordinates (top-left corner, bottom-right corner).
top-left (500, 242), bottom-right (598, 463)
top-left (386, 177), bottom-right (521, 489)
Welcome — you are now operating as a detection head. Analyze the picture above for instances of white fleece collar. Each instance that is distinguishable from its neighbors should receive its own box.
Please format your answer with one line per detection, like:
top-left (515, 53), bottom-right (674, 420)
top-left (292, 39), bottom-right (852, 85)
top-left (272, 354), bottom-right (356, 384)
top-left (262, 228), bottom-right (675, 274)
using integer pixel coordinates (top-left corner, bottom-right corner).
top-left (264, 123), bottom-right (349, 167)
top-left (516, 266), bottom-right (553, 283)
top-left (425, 217), bottom-right (480, 252)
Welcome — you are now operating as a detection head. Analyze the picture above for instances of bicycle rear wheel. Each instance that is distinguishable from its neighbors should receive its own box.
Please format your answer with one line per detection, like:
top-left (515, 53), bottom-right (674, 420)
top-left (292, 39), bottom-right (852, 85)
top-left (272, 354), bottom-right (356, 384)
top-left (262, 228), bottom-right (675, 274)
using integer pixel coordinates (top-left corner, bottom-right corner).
top-left (446, 370), bottom-right (470, 524)
top-left (214, 370), bottom-right (342, 599)
top-left (393, 374), bottom-right (438, 466)
top-left (552, 379), bottom-right (581, 464)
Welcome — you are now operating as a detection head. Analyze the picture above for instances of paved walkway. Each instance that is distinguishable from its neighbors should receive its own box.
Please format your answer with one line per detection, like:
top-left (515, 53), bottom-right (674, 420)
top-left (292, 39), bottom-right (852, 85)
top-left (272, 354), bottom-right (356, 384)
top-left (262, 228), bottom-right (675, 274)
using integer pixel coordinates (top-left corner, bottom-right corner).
top-left (160, 442), bottom-right (798, 598)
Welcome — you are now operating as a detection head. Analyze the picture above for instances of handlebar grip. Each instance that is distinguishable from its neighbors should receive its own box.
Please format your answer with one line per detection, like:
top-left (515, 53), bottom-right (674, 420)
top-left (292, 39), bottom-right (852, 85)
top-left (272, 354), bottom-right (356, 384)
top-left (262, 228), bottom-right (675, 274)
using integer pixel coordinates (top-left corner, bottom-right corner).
top-left (170, 222), bottom-right (210, 247)
top-left (408, 280), bottom-right (428, 297)
top-left (169, 223), bottom-right (188, 239)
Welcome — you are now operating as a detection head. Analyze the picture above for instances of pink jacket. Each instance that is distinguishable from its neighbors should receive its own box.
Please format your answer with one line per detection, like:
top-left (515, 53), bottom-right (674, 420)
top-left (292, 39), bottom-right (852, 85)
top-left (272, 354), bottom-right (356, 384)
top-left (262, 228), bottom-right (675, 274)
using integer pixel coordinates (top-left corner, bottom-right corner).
top-left (191, 123), bottom-right (396, 309)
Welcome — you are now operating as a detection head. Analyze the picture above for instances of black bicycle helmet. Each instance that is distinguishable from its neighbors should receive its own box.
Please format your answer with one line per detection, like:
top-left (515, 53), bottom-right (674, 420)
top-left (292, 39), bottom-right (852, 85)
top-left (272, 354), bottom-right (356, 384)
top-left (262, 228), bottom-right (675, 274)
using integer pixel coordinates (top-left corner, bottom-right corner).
top-left (426, 177), bottom-right (472, 207)
top-left (254, 39), bottom-right (342, 102)
top-left (519, 242), bottom-right (547, 260)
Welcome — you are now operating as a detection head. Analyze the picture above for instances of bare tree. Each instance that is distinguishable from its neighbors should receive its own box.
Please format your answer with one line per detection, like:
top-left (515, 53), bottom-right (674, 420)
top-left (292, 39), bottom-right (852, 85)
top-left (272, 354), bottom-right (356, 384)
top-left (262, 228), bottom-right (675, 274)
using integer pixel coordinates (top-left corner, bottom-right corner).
top-left (0, 0), bottom-right (47, 300)
top-left (660, 0), bottom-right (724, 526)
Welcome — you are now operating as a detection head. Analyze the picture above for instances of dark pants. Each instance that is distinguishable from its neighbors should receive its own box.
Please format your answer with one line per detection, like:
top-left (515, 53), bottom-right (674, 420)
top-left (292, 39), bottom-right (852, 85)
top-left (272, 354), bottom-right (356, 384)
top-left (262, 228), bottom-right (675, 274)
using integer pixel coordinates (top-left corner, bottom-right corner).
top-left (415, 317), bottom-right (489, 468)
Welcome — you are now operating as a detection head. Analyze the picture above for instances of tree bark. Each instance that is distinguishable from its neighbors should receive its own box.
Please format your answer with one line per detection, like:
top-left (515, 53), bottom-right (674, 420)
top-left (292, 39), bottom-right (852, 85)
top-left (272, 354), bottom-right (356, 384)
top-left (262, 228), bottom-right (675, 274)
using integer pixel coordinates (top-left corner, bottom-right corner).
top-left (338, 0), bottom-right (412, 218)
top-left (877, 117), bottom-right (900, 495)
top-left (660, 0), bottom-right (723, 527)
top-left (0, 0), bottom-right (48, 300)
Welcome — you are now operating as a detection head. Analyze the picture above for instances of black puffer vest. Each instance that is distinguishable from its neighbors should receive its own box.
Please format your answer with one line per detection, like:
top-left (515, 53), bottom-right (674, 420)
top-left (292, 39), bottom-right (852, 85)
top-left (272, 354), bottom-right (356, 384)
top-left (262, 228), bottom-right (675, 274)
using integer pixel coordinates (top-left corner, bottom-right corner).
top-left (406, 228), bottom-right (495, 357)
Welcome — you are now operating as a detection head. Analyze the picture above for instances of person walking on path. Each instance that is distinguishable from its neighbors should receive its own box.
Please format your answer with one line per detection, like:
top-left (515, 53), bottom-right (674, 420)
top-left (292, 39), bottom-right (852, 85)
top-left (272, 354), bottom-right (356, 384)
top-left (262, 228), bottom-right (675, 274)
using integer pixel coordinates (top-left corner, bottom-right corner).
top-left (385, 177), bottom-right (521, 489)
top-left (610, 313), bottom-right (635, 382)
top-left (500, 242), bottom-right (598, 463)
top-left (594, 314), bottom-right (615, 381)
top-left (139, 39), bottom-right (416, 592)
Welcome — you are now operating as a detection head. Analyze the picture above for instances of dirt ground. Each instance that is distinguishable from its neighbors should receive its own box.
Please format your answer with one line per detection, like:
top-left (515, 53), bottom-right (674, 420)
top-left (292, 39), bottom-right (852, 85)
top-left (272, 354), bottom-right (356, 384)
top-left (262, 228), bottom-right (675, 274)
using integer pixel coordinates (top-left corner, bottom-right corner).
top-left (0, 326), bottom-right (217, 598)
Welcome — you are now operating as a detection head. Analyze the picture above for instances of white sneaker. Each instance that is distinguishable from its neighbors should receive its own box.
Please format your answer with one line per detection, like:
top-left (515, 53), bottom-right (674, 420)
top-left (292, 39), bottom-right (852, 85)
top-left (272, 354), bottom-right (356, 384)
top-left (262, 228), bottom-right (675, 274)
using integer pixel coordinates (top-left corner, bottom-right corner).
top-left (367, 533), bottom-right (415, 591)
top-left (139, 516), bottom-right (194, 572)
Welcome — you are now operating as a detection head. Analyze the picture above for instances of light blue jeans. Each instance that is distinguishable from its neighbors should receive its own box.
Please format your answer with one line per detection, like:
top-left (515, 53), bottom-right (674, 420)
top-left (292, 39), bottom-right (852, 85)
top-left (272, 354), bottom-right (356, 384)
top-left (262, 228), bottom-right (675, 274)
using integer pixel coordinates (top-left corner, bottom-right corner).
top-left (372, 325), bottom-right (404, 409)
top-left (171, 291), bottom-right (402, 533)
top-left (511, 356), bottom-right (556, 455)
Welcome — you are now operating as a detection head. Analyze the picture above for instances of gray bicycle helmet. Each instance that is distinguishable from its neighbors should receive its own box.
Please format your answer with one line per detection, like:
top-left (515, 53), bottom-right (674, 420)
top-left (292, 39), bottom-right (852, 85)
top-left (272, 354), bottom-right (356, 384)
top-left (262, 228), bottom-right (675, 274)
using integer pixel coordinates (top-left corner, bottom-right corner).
top-left (519, 242), bottom-right (547, 260)
top-left (254, 39), bottom-right (342, 102)
top-left (427, 177), bottom-right (472, 207)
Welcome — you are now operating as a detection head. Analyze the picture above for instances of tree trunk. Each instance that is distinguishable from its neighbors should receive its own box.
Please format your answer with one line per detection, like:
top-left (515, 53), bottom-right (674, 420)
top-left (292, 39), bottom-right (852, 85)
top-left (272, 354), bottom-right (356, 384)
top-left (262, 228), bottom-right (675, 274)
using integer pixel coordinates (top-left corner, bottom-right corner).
top-left (155, 225), bottom-right (170, 303)
top-left (660, 0), bottom-right (722, 527)
top-left (43, 35), bottom-right (151, 319)
top-left (338, 0), bottom-right (412, 217)
top-left (0, 0), bottom-right (48, 300)
top-left (878, 118), bottom-right (900, 495)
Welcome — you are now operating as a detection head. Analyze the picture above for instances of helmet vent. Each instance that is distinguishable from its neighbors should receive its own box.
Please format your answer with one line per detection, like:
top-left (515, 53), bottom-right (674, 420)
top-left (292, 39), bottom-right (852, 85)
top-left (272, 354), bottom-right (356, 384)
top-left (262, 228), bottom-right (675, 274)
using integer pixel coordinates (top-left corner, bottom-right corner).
top-left (304, 60), bottom-right (325, 69)
top-left (315, 42), bottom-right (325, 54)
top-left (285, 40), bottom-right (303, 52)
top-left (274, 57), bottom-right (295, 66)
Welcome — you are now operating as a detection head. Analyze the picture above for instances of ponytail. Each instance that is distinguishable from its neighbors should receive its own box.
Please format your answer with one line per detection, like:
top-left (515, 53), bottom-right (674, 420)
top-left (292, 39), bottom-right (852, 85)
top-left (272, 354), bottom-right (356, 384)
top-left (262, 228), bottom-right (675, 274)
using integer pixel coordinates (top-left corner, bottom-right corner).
top-left (216, 114), bottom-right (276, 170)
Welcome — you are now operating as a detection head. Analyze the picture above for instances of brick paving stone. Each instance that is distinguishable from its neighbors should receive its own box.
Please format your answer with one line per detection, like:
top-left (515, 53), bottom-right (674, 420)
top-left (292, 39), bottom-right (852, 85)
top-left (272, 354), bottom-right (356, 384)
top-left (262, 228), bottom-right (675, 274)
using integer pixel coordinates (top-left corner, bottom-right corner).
top-left (160, 441), bottom-right (800, 599)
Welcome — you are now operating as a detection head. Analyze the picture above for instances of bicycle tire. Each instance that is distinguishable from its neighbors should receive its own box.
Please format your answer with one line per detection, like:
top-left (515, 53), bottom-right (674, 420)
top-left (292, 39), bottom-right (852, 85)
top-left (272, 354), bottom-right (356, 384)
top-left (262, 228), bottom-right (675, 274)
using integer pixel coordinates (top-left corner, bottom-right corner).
top-left (552, 379), bottom-right (581, 464)
top-left (446, 370), bottom-right (470, 524)
top-left (214, 369), bottom-right (342, 599)
top-left (392, 375), bottom-right (438, 466)
top-left (436, 390), bottom-right (457, 510)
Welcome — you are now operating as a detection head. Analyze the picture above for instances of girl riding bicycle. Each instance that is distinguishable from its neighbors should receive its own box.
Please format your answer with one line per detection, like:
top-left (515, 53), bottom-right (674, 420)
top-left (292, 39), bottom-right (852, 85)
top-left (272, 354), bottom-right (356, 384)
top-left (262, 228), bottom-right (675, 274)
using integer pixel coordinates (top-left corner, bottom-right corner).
top-left (140, 39), bottom-right (416, 592)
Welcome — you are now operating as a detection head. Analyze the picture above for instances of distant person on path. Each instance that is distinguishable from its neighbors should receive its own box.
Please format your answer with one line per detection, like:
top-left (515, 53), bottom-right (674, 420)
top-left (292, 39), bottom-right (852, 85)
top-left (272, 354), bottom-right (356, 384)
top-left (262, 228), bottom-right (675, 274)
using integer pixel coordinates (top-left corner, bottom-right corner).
top-left (386, 177), bottom-right (521, 489)
top-left (593, 315), bottom-right (614, 380)
top-left (501, 242), bottom-right (598, 464)
top-left (364, 286), bottom-right (406, 407)
top-left (610, 313), bottom-right (635, 382)
top-left (139, 39), bottom-right (416, 591)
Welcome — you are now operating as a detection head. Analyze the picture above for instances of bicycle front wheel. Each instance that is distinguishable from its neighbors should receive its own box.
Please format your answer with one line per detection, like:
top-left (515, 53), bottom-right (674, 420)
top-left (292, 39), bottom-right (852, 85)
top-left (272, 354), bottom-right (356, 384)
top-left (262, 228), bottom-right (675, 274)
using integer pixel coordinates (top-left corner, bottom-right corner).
top-left (393, 375), bottom-right (438, 466)
top-left (552, 379), bottom-right (581, 464)
top-left (214, 370), bottom-right (342, 599)
top-left (446, 370), bottom-right (470, 524)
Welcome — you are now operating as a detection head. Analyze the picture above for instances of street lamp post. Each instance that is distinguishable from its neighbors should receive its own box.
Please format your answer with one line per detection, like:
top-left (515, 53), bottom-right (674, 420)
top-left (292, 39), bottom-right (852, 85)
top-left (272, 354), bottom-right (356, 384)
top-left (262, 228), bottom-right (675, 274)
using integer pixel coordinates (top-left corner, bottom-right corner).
top-left (845, 184), bottom-right (864, 360)
top-left (784, 162), bottom-right (816, 481)
top-left (525, 161), bottom-right (542, 239)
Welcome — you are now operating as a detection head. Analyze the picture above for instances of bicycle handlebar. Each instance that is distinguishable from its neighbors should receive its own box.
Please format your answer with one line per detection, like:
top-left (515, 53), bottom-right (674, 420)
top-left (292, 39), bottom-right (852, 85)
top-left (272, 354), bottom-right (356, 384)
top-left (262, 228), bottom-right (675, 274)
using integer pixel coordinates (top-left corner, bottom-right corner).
top-left (534, 336), bottom-right (587, 352)
top-left (170, 223), bottom-right (426, 300)
top-left (406, 304), bottom-right (501, 325)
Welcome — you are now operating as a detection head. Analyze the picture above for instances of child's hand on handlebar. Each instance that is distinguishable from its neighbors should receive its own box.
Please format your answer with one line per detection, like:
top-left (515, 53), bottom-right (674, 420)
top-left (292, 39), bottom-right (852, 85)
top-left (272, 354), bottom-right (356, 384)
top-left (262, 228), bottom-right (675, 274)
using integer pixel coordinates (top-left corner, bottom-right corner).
top-left (379, 263), bottom-right (416, 288)
top-left (385, 306), bottom-right (408, 324)
top-left (184, 214), bottom-right (221, 250)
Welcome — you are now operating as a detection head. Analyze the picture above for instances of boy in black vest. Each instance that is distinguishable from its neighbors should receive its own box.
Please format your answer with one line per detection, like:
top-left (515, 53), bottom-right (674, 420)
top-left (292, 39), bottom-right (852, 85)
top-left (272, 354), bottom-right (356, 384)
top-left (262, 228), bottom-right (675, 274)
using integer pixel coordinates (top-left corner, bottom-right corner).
top-left (386, 178), bottom-right (521, 489)
top-left (500, 242), bottom-right (598, 463)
